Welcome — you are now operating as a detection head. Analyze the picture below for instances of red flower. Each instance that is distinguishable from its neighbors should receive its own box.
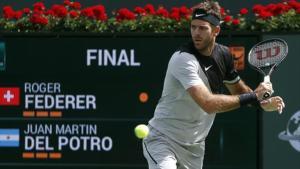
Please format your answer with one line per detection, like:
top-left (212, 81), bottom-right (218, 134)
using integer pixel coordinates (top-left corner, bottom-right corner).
top-left (134, 7), bottom-right (146, 15)
top-left (69, 10), bottom-right (79, 18)
top-left (273, 3), bottom-right (291, 15)
top-left (33, 2), bottom-right (46, 11)
top-left (169, 7), bottom-right (181, 20)
top-left (144, 4), bottom-right (156, 15)
top-left (70, 2), bottom-right (82, 9)
top-left (297, 8), bottom-right (300, 13)
top-left (232, 18), bottom-right (240, 25)
top-left (64, 0), bottom-right (71, 6)
top-left (33, 9), bottom-right (43, 15)
top-left (30, 14), bottom-right (48, 25)
top-left (258, 10), bottom-right (273, 19)
top-left (171, 7), bottom-right (180, 14)
top-left (156, 7), bottom-right (169, 18)
top-left (223, 15), bottom-right (232, 23)
top-left (288, 0), bottom-right (300, 10)
top-left (179, 6), bottom-right (190, 16)
top-left (220, 7), bottom-right (226, 16)
top-left (253, 4), bottom-right (265, 14)
top-left (181, 6), bottom-right (191, 19)
top-left (266, 3), bottom-right (277, 13)
top-left (23, 8), bottom-right (31, 14)
top-left (3, 7), bottom-right (23, 20)
top-left (239, 8), bottom-right (248, 15)
top-left (169, 11), bottom-right (180, 21)
top-left (14, 11), bottom-right (23, 19)
top-left (51, 5), bottom-right (68, 18)
top-left (116, 8), bottom-right (136, 21)
top-left (93, 5), bottom-right (107, 21)
top-left (81, 7), bottom-right (94, 18)
top-left (44, 9), bottom-right (54, 16)
top-left (2, 6), bottom-right (15, 19)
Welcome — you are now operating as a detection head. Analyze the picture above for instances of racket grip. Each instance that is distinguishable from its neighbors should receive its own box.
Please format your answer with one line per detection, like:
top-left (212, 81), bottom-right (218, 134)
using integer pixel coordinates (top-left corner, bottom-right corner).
top-left (263, 75), bottom-right (271, 99)
top-left (264, 75), bottom-right (270, 82)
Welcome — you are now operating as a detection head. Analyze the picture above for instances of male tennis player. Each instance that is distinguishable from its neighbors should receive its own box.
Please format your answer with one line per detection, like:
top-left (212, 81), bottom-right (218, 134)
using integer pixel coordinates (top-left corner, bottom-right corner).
top-left (142, 1), bottom-right (285, 169)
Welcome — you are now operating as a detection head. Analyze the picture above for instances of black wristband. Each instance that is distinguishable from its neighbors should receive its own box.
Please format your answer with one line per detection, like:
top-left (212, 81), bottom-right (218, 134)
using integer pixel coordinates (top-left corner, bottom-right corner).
top-left (251, 100), bottom-right (264, 111)
top-left (238, 92), bottom-right (258, 106)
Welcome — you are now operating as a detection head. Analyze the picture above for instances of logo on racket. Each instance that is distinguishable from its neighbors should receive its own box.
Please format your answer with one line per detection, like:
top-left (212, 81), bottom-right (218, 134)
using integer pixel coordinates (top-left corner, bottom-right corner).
top-left (255, 45), bottom-right (281, 60)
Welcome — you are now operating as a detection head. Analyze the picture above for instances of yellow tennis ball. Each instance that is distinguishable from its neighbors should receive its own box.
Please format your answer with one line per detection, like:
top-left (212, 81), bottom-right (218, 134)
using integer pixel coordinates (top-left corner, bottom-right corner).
top-left (134, 124), bottom-right (149, 139)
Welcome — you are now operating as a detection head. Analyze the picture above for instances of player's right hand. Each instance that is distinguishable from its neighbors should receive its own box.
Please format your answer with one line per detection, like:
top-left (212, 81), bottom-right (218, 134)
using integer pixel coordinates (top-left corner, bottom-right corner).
top-left (260, 96), bottom-right (285, 114)
top-left (254, 82), bottom-right (274, 100)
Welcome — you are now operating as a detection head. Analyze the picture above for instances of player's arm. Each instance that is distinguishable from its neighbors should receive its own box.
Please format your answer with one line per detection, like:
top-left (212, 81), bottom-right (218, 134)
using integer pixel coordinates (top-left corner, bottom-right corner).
top-left (225, 79), bottom-right (252, 95)
top-left (170, 52), bottom-right (271, 114)
top-left (187, 84), bottom-right (240, 114)
top-left (187, 81), bottom-right (271, 114)
top-left (225, 79), bottom-right (284, 113)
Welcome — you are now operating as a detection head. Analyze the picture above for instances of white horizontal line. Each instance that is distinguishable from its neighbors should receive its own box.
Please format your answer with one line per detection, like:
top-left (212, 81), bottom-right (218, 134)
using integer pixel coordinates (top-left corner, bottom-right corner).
top-left (0, 135), bottom-right (19, 141)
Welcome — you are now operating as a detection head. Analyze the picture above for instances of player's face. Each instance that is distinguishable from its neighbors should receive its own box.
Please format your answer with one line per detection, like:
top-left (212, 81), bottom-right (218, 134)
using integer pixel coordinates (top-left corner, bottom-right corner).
top-left (190, 19), bottom-right (218, 52)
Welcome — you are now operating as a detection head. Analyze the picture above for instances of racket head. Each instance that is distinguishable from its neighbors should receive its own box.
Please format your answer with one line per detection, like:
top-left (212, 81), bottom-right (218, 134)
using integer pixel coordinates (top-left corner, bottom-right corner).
top-left (248, 38), bottom-right (288, 75)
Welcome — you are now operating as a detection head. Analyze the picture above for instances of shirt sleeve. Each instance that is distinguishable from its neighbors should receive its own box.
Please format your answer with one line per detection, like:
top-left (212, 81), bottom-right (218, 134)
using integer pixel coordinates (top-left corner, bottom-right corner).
top-left (169, 52), bottom-right (205, 89)
top-left (222, 48), bottom-right (240, 84)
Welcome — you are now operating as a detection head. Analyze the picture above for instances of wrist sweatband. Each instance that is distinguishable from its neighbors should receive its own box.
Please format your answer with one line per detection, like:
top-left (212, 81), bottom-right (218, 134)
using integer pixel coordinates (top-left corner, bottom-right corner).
top-left (252, 100), bottom-right (264, 111)
top-left (238, 92), bottom-right (258, 106)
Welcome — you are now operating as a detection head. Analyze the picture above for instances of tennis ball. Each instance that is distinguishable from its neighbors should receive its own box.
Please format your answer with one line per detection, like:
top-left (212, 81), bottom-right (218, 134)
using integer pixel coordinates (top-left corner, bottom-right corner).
top-left (134, 124), bottom-right (149, 139)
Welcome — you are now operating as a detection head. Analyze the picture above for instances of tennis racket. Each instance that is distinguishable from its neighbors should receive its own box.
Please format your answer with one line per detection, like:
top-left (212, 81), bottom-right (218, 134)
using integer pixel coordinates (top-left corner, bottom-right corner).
top-left (248, 38), bottom-right (288, 99)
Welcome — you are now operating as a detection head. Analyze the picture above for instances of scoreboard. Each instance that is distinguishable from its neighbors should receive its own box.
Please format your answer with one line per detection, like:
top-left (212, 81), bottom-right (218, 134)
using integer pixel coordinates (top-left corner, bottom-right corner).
top-left (0, 33), bottom-right (259, 169)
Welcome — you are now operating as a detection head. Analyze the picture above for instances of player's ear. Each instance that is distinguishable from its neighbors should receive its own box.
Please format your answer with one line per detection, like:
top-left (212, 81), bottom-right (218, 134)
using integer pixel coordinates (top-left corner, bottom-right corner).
top-left (213, 26), bottom-right (220, 37)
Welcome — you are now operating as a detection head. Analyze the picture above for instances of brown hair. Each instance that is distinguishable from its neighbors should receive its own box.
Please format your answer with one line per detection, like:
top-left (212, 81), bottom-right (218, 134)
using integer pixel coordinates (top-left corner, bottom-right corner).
top-left (191, 0), bottom-right (221, 20)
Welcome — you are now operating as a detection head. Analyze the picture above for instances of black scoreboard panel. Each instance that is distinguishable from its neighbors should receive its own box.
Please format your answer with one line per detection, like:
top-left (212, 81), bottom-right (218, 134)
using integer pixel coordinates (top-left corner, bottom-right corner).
top-left (261, 35), bottom-right (300, 169)
top-left (0, 34), bottom-right (259, 169)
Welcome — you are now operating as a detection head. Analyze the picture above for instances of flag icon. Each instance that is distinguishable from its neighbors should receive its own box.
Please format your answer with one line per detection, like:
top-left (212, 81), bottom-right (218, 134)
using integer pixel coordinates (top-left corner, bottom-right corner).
top-left (0, 87), bottom-right (20, 106)
top-left (0, 129), bottom-right (19, 147)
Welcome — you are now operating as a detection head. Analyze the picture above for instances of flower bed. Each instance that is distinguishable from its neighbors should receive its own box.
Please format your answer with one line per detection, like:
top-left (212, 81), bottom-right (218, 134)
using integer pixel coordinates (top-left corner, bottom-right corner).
top-left (0, 0), bottom-right (299, 33)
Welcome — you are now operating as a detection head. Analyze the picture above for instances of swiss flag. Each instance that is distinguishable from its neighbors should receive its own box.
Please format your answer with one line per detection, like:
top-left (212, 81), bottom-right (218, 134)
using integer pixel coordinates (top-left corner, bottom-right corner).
top-left (0, 87), bottom-right (20, 106)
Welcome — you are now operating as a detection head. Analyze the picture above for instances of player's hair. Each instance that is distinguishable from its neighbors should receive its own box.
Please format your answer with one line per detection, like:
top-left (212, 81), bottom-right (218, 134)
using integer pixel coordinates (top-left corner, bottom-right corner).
top-left (191, 0), bottom-right (221, 21)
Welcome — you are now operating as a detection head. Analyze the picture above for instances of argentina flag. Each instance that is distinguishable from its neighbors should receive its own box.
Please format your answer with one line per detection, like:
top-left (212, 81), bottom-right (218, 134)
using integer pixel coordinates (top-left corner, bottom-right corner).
top-left (0, 129), bottom-right (19, 147)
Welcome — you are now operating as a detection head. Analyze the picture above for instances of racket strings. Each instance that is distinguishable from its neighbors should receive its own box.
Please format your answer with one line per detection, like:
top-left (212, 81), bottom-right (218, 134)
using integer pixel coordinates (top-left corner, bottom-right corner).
top-left (249, 41), bottom-right (287, 68)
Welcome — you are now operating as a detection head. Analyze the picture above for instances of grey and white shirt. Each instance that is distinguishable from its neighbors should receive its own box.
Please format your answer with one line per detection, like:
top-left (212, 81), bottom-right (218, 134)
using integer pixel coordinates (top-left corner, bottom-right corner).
top-left (149, 41), bottom-right (240, 145)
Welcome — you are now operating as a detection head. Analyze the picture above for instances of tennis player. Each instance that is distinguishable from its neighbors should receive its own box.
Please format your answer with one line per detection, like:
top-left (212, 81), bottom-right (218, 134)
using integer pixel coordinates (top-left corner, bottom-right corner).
top-left (142, 1), bottom-right (285, 169)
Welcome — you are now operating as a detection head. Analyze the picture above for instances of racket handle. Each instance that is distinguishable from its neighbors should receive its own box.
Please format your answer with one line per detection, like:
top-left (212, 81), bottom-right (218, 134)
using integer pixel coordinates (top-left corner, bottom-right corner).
top-left (263, 75), bottom-right (271, 99)
top-left (264, 75), bottom-right (270, 82)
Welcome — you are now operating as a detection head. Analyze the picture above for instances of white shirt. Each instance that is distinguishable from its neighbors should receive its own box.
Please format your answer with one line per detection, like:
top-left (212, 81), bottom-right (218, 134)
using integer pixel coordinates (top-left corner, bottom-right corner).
top-left (149, 51), bottom-right (216, 145)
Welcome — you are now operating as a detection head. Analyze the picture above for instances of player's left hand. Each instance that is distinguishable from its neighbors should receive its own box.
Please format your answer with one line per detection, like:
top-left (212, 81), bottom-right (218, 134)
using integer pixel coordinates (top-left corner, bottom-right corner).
top-left (260, 96), bottom-right (285, 114)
